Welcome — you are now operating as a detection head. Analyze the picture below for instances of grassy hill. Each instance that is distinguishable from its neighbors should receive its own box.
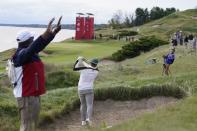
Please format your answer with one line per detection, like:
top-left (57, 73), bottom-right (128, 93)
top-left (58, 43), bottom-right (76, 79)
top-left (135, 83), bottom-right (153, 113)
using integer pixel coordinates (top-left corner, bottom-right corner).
top-left (96, 9), bottom-right (197, 40)
top-left (1, 40), bottom-right (197, 130)
top-left (0, 9), bottom-right (197, 131)
top-left (136, 9), bottom-right (197, 40)
top-left (92, 46), bottom-right (197, 131)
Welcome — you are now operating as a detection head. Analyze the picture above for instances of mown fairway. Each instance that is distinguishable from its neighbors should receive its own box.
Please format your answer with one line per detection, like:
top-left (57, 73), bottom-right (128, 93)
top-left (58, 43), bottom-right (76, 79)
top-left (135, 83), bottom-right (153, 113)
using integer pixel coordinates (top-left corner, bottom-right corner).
top-left (41, 40), bottom-right (126, 65)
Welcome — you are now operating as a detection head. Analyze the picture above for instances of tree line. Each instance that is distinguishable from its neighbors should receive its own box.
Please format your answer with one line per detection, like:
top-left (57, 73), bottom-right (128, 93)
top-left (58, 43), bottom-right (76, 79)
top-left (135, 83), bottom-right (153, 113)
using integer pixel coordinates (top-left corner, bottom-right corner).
top-left (108, 7), bottom-right (177, 29)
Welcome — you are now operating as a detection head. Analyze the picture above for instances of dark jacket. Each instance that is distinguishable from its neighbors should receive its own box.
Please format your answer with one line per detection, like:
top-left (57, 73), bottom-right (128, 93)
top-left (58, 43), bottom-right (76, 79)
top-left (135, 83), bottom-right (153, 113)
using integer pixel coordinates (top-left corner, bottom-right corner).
top-left (12, 34), bottom-right (54, 97)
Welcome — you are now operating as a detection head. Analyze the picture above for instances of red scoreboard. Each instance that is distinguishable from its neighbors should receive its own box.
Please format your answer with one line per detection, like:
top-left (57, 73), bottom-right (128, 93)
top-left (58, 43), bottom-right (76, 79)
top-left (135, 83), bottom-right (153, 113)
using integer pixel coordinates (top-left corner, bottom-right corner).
top-left (75, 16), bottom-right (85, 40)
top-left (84, 17), bottom-right (94, 39)
top-left (75, 14), bottom-right (94, 40)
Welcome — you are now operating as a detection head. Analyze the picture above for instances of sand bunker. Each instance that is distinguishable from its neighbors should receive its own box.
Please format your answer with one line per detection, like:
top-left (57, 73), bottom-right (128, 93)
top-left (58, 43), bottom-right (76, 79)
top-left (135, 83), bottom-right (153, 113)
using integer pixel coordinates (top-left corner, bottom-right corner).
top-left (39, 96), bottom-right (178, 131)
top-left (192, 16), bottom-right (197, 20)
top-left (152, 25), bottom-right (160, 28)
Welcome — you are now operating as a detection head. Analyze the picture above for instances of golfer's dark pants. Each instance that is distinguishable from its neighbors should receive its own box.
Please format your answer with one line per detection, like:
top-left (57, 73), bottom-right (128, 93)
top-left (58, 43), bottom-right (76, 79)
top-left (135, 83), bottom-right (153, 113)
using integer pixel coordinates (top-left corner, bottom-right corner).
top-left (78, 89), bottom-right (94, 121)
top-left (17, 96), bottom-right (40, 131)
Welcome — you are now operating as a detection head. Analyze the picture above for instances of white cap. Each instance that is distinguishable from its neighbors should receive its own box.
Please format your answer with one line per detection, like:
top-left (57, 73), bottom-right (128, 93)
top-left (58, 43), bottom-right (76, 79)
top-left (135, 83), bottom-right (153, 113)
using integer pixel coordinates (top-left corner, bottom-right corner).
top-left (170, 46), bottom-right (175, 51)
top-left (16, 30), bottom-right (35, 43)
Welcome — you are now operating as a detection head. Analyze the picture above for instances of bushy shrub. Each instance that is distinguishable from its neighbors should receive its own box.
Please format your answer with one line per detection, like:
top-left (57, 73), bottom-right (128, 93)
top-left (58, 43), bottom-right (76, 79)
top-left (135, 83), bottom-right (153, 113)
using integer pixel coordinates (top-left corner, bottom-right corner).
top-left (111, 36), bottom-right (168, 61)
top-left (112, 50), bottom-right (125, 61)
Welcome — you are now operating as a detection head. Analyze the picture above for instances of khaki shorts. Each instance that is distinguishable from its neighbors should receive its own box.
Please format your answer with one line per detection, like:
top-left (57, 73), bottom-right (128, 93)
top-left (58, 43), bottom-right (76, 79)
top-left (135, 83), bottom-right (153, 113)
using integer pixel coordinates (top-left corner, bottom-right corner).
top-left (17, 96), bottom-right (40, 131)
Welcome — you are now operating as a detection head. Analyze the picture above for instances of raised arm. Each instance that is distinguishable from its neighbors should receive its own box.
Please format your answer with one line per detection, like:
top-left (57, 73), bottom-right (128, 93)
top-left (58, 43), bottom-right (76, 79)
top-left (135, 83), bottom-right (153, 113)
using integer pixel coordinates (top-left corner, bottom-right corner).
top-left (73, 57), bottom-right (99, 71)
top-left (73, 57), bottom-right (89, 71)
top-left (18, 17), bottom-right (62, 63)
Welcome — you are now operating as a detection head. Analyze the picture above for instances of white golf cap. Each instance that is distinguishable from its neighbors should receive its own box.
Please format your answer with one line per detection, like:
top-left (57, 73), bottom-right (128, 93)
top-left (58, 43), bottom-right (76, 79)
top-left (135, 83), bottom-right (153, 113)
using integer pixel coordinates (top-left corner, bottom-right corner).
top-left (16, 30), bottom-right (35, 43)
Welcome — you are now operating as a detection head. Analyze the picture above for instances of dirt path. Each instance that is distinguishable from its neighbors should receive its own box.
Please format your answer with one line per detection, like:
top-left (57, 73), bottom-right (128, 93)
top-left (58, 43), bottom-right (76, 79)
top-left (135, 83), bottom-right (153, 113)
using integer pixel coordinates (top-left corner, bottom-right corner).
top-left (39, 97), bottom-right (178, 131)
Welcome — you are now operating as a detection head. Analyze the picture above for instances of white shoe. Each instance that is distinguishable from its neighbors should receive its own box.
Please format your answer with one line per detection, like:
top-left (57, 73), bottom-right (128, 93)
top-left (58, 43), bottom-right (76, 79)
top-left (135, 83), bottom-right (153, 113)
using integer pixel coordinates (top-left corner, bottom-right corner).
top-left (86, 119), bottom-right (93, 126)
top-left (81, 121), bottom-right (86, 126)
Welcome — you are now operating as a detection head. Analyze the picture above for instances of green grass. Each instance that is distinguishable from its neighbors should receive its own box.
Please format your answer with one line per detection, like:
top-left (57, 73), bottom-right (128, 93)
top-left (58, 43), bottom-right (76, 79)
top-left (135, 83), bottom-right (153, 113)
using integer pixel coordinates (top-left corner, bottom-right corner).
top-left (0, 87), bottom-right (19, 131)
top-left (97, 45), bottom-right (197, 89)
top-left (91, 43), bottom-right (197, 131)
top-left (0, 9), bottom-right (197, 131)
top-left (41, 40), bottom-right (126, 65)
top-left (1, 39), bottom-right (197, 131)
top-left (45, 69), bottom-right (79, 90)
top-left (1, 43), bottom-right (196, 130)
top-left (94, 84), bottom-right (186, 101)
top-left (39, 88), bottom-right (79, 125)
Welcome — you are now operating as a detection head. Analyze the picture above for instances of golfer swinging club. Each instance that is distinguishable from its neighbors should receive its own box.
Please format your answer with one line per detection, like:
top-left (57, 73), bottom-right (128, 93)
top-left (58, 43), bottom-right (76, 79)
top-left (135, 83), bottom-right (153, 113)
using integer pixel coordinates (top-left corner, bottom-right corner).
top-left (162, 47), bottom-right (175, 76)
top-left (73, 56), bottom-right (99, 126)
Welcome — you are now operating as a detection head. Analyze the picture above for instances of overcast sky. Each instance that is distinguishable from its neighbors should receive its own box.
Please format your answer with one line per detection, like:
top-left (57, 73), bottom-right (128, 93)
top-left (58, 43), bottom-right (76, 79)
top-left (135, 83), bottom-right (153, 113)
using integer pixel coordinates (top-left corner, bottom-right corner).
top-left (0, 0), bottom-right (196, 24)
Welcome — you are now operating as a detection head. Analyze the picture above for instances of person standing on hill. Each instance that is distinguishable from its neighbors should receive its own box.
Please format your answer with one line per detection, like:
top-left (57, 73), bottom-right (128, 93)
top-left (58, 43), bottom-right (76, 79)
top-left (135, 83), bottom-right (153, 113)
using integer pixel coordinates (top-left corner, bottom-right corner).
top-left (171, 34), bottom-right (177, 47)
top-left (179, 31), bottom-right (183, 45)
top-left (188, 34), bottom-right (194, 45)
top-left (184, 35), bottom-right (189, 49)
top-left (162, 48), bottom-right (175, 76)
top-left (175, 31), bottom-right (180, 45)
top-left (192, 36), bottom-right (197, 55)
top-left (12, 16), bottom-right (62, 131)
top-left (73, 57), bottom-right (99, 126)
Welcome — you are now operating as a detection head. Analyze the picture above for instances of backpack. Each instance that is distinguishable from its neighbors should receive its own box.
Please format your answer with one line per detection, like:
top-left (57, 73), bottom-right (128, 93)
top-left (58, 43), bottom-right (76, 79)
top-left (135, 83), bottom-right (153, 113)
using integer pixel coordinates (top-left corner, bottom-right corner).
top-left (6, 59), bottom-right (18, 87)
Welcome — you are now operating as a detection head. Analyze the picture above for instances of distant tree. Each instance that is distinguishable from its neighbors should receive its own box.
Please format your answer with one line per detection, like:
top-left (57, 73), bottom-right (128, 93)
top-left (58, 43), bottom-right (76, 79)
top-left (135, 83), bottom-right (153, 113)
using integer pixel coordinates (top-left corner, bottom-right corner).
top-left (165, 8), bottom-right (176, 16)
top-left (150, 7), bottom-right (165, 20)
top-left (108, 18), bottom-right (116, 29)
top-left (129, 14), bottom-right (135, 27)
top-left (123, 13), bottom-right (135, 27)
top-left (124, 15), bottom-right (131, 27)
top-left (135, 8), bottom-right (145, 26)
top-left (144, 8), bottom-right (150, 22)
top-left (134, 8), bottom-right (149, 26)
top-left (108, 10), bottom-right (124, 29)
top-left (108, 7), bottom-right (177, 28)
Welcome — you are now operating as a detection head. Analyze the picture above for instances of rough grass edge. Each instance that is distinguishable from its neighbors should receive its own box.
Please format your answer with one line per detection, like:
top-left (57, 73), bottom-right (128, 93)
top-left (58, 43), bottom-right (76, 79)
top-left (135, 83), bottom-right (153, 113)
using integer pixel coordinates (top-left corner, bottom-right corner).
top-left (38, 83), bottom-right (186, 127)
top-left (94, 84), bottom-right (187, 101)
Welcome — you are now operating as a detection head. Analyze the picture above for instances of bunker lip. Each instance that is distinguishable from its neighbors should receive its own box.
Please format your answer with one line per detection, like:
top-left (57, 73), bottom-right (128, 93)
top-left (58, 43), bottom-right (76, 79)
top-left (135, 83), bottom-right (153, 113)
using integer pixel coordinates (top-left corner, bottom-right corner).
top-left (39, 96), bottom-right (178, 131)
